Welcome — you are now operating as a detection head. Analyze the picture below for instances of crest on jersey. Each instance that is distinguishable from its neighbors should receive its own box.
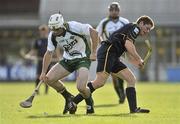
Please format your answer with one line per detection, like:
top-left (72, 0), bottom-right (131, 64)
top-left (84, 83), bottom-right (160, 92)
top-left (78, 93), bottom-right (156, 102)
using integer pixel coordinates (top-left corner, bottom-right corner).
top-left (70, 36), bottom-right (75, 39)
top-left (133, 27), bottom-right (140, 34)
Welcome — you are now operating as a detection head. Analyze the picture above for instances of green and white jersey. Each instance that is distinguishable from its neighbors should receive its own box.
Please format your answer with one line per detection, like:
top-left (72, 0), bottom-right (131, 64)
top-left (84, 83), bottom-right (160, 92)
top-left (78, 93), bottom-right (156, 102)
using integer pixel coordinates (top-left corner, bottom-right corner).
top-left (47, 21), bottom-right (91, 60)
top-left (96, 17), bottom-right (129, 40)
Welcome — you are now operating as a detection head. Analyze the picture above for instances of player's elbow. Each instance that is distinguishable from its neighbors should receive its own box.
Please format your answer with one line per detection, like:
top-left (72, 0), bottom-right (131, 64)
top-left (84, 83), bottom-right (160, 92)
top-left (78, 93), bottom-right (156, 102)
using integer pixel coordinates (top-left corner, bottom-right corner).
top-left (77, 85), bottom-right (87, 95)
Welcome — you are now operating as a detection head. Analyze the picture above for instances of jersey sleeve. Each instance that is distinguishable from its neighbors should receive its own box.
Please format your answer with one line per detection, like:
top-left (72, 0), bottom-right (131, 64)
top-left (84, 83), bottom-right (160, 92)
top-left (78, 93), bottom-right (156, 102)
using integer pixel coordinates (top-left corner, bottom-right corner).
top-left (47, 32), bottom-right (55, 51)
top-left (119, 17), bottom-right (130, 25)
top-left (96, 18), bottom-right (109, 37)
top-left (127, 25), bottom-right (140, 41)
top-left (68, 21), bottom-right (92, 36)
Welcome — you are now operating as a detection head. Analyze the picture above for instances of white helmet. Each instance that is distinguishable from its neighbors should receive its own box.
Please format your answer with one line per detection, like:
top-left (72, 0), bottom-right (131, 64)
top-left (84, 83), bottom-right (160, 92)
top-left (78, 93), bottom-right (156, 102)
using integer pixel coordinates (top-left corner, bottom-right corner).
top-left (48, 14), bottom-right (64, 30)
top-left (108, 2), bottom-right (121, 10)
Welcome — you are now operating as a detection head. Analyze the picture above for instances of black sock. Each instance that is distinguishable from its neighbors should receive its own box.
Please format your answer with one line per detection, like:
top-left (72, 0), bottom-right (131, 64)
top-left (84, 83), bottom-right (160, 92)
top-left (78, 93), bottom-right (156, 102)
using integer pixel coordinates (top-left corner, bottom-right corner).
top-left (87, 82), bottom-right (95, 93)
top-left (61, 89), bottom-right (72, 100)
top-left (118, 78), bottom-right (124, 92)
top-left (85, 95), bottom-right (94, 106)
top-left (114, 86), bottom-right (121, 98)
top-left (126, 87), bottom-right (137, 112)
top-left (73, 93), bottom-right (84, 104)
top-left (114, 78), bottom-right (124, 98)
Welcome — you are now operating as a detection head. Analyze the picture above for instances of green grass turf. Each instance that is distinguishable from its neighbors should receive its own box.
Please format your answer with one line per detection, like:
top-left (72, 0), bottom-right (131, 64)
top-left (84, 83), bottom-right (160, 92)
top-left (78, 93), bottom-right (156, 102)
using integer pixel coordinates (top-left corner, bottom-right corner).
top-left (0, 82), bottom-right (180, 124)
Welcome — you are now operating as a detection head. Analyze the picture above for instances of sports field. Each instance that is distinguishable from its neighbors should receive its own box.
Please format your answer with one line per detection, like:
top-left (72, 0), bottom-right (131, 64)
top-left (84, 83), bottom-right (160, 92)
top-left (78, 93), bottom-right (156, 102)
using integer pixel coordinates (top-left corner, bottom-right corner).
top-left (0, 82), bottom-right (180, 124)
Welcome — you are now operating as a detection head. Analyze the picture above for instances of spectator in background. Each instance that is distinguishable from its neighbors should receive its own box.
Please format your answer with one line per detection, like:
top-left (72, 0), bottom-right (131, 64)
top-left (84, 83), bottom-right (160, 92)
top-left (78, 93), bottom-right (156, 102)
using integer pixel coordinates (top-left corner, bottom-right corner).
top-left (21, 25), bottom-right (60, 94)
top-left (0, 56), bottom-right (8, 80)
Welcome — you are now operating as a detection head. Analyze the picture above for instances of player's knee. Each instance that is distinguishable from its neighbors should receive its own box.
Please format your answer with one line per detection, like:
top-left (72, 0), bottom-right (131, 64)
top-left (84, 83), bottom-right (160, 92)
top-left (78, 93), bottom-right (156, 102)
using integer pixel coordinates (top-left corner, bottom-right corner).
top-left (44, 77), bottom-right (55, 86)
top-left (126, 75), bottom-right (136, 87)
top-left (77, 84), bottom-right (87, 94)
top-left (76, 80), bottom-right (88, 94)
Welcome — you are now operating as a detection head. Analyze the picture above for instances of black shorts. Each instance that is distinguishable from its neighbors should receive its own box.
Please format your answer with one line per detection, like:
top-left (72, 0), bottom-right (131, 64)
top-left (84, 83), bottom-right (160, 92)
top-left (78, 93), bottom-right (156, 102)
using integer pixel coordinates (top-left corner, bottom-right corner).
top-left (96, 41), bottom-right (127, 74)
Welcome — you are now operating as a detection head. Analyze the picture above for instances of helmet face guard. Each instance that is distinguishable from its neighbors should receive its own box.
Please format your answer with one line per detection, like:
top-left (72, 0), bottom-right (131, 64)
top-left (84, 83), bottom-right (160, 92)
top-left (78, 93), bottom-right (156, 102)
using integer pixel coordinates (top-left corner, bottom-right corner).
top-left (48, 14), bottom-right (64, 30)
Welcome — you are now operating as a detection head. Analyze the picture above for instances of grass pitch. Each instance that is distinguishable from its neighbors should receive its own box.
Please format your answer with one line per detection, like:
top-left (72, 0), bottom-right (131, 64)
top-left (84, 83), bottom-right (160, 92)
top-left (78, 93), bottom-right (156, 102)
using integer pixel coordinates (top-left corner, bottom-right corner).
top-left (0, 82), bottom-right (180, 124)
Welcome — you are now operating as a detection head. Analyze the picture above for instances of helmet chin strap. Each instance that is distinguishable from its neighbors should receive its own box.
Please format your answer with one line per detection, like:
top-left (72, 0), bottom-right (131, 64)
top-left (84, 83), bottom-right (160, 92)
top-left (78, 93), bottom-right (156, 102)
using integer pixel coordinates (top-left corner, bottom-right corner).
top-left (55, 28), bottom-right (66, 37)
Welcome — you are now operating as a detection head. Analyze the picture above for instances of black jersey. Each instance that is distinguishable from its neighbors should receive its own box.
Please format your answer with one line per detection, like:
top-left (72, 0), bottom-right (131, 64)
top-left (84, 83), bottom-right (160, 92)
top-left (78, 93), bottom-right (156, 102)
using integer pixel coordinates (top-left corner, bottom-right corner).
top-left (32, 38), bottom-right (48, 57)
top-left (108, 23), bottom-right (140, 57)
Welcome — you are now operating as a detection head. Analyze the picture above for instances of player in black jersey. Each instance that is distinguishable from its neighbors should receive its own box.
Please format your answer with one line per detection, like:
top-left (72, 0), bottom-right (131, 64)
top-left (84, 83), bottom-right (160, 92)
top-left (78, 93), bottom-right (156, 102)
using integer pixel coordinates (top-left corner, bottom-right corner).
top-left (69, 15), bottom-right (154, 114)
top-left (96, 2), bottom-right (129, 104)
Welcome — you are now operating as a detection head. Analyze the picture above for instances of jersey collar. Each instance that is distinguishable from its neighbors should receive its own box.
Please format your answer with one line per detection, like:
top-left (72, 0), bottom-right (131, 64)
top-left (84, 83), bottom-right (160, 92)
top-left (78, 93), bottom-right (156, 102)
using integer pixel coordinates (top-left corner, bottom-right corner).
top-left (54, 28), bottom-right (66, 37)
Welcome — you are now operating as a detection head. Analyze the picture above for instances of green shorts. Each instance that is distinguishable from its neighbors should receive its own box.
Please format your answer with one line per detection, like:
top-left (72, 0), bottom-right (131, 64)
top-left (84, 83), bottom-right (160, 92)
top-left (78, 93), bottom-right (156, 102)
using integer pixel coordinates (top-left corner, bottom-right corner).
top-left (59, 57), bottom-right (91, 73)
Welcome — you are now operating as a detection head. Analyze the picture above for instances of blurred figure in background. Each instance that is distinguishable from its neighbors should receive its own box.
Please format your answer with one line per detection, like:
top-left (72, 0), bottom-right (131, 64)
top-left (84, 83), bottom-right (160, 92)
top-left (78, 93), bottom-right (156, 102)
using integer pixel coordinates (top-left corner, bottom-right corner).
top-left (21, 25), bottom-right (60, 94)
top-left (96, 2), bottom-right (129, 103)
top-left (0, 55), bottom-right (8, 81)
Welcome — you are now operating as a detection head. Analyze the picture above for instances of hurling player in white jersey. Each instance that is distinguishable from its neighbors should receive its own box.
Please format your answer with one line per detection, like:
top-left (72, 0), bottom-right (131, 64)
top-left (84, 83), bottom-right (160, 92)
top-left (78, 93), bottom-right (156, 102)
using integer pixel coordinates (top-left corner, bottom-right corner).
top-left (39, 13), bottom-right (98, 114)
top-left (96, 2), bottom-right (129, 104)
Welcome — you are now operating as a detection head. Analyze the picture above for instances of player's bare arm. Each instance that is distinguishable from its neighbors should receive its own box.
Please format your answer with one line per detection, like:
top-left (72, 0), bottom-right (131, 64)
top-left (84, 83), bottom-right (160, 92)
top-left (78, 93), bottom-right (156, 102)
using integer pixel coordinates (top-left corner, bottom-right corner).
top-left (51, 47), bottom-right (61, 62)
top-left (125, 52), bottom-right (141, 67)
top-left (125, 40), bottom-right (143, 68)
top-left (40, 50), bottom-right (53, 82)
top-left (89, 27), bottom-right (99, 61)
